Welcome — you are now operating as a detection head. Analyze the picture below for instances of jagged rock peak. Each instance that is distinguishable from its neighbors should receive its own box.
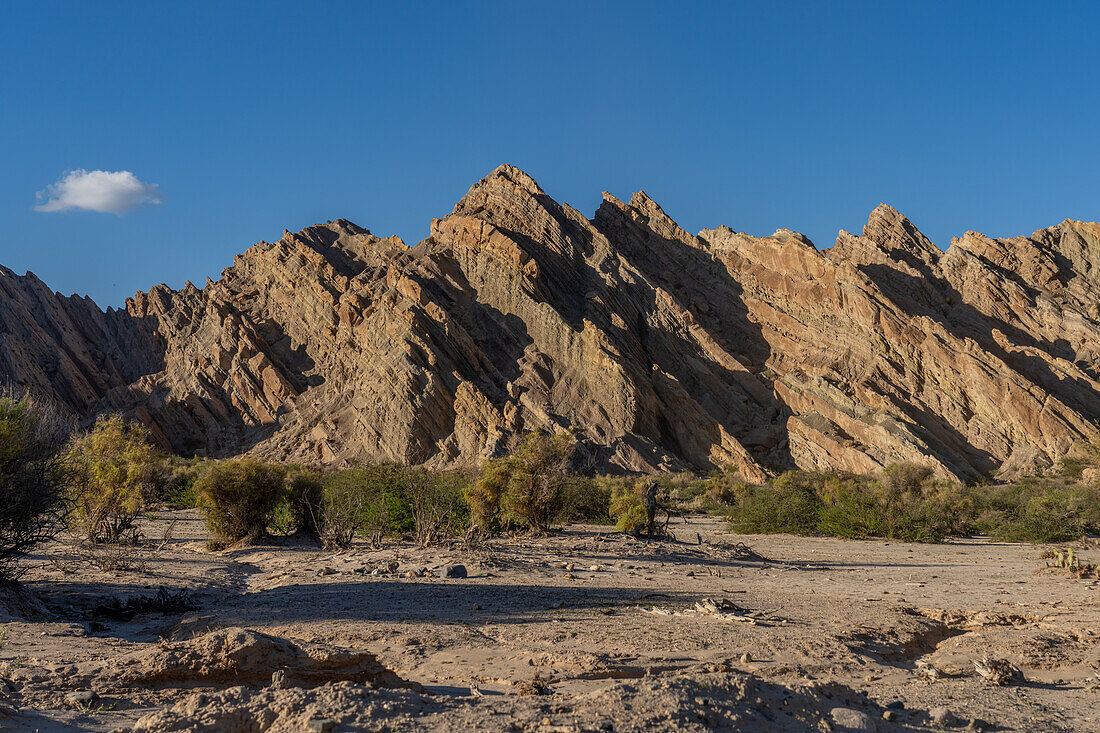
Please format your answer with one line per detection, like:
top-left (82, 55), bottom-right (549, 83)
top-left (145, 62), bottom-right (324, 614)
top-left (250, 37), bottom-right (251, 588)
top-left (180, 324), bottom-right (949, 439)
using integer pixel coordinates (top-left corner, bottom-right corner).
top-left (2, 166), bottom-right (1097, 484)
top-left (828, 203), bottom-right (942, 273)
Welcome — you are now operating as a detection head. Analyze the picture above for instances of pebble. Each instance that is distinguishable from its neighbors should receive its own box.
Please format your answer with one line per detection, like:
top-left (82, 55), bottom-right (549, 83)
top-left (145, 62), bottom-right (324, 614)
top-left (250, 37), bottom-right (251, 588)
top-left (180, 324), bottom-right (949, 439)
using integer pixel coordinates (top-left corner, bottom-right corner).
top-left (929, 706), bottom-right (959, 727)
top-left (589, 565), bottom-right (601, 572)
top-left (740, 653), bottom-right (752, 663)
top-left (882, 709), bottom-right (897, 722)
top-left (307, 719), bottom-right (337, 732)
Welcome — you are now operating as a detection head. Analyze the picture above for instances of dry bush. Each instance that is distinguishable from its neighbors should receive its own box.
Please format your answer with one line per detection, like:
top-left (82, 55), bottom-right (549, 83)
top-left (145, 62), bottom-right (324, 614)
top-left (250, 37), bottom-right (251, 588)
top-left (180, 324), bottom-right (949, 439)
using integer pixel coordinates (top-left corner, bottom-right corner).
top-left (195, 459), bottom-right (286, 547)
top-left (318, 480), bottom-right (367, 550)
top-left (0, 388), bottom-right (73, 580)
top-left (67, 414), bottom-right (161, 544)
top-left (468, 431), bottom-right (576, 533)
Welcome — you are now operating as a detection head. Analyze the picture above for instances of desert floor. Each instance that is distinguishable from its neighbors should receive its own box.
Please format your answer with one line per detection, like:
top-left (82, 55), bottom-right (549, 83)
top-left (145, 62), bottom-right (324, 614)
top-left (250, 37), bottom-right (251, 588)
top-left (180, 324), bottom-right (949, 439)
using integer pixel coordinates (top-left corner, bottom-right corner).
top-left (1, 511), bottom-right (1098, 732)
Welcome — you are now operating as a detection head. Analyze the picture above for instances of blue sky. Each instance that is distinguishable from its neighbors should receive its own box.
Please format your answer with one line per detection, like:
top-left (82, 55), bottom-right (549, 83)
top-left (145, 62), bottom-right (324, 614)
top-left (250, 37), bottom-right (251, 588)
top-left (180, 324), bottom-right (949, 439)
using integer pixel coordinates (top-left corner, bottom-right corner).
top-left (1, 1), bottom-right (1098, 307)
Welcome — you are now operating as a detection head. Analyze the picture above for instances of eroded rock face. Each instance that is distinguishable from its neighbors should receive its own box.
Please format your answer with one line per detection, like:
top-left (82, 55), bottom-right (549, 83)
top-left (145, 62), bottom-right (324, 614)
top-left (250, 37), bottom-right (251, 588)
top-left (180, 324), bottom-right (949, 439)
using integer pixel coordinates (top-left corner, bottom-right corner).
top-left (1, 166), bottom-right (1096, 479)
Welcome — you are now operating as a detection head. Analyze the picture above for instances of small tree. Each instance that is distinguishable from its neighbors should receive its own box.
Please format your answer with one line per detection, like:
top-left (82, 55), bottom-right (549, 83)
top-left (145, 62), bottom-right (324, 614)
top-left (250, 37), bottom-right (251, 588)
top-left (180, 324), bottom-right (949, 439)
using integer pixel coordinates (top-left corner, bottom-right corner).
top-left (282, 467), bottom-right (324, 536)
top-left (66, 414), bottom-right (160, 544)
top-left (407, 468), bottom-right (471, 547)
top-left (469, 431), bottom-right (576, 533)
top-left (0, 389), bottom-right (73, 580)
top-left (195, 459), bottom-right (286, 547)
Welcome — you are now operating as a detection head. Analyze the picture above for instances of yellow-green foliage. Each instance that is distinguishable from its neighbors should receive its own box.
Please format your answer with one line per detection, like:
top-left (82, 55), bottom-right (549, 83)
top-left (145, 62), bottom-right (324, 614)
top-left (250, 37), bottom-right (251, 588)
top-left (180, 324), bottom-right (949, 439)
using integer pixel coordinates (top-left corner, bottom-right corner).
top-left (67, 414), bottom-right (161, 544)
top-left (194, 459), bottom-right (286, 547)
top-left (468, 431), bottom-right (576, 532)
top-left (608, 478), bottom-right (646, 533)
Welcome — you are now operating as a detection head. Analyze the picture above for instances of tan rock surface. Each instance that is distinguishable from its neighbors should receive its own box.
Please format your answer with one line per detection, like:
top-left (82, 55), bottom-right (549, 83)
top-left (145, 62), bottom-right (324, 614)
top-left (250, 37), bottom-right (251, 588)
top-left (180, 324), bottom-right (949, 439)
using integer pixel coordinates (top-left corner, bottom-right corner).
top-left (1, 165), bottom-right (1097, 479)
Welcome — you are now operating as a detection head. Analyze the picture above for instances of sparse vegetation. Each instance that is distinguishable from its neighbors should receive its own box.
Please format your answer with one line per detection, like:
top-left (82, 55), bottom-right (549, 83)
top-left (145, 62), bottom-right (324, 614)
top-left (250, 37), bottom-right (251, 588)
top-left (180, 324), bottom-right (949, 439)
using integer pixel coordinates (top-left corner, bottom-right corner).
top-left (609, 478), bottom-right (676, 537)
top-left (194, 459), bottom-right (287, 548)
top-left (0, 389), bottom-right (73, 580)
top-left (722, 454), bottom-right (1100, 544)
top-left (271, 467), bottom-right (324, 537)
top-left (406, 468), bottom-right (471, 547)
top-left (468, 430), bottom-right (578, 533)
top-left (66, 414), bottom-right (162, 544)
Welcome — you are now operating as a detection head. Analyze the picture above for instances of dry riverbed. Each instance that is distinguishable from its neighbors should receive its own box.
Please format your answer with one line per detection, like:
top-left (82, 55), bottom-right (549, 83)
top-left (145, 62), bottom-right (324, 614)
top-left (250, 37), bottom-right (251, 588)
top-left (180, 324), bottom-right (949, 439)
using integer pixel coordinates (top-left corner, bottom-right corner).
top-left (1, 511), bottom-right (1098, 731)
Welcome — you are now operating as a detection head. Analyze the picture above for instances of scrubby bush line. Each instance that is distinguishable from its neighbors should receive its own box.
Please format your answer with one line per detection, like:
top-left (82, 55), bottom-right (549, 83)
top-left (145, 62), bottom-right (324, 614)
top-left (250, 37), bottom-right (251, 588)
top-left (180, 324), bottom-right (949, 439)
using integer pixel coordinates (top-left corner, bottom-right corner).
top-left (3, 395), bottom-right (1096, 580)
top-left (723, 459), bottom-right (1100, 544)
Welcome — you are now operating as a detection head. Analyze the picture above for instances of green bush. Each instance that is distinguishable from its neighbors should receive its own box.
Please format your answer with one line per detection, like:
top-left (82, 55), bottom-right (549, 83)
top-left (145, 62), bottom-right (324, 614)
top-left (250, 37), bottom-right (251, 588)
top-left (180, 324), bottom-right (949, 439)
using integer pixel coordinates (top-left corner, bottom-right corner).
top-left (271, 467), bottom-right (324, 536)
top-left (723, 460), bottom-right (1100, 544)
top-left (66, 414), bottom-right (162, 544)
top-left (0, 390), bottom-right (73, 580)
top-left (564, 476), bottom-right (615, 525)
top-left (468, 431), bottom-right (576, 532)
top-left (967, 481), bottom-right (1100, 543)
top-left (406, 468), bottom-right (471, 546)
top-left (195, 459), bottom-right (286, 547)
top-left (319, 464), bottom-right (418, 549)
top-left (608, 478), bottom-right (646, 533)
top-left (154, 456), bottom-right (209, 509)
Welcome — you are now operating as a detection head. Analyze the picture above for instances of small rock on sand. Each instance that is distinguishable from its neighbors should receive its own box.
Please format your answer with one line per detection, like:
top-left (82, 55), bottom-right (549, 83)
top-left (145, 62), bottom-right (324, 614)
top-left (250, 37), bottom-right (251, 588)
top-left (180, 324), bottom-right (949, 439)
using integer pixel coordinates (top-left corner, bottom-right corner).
top-left (929, 706), bottom-right (959, 727)
top-left (439, 565), bottom-right (467, 579)
top-left (65, 690), bottom-right (99, 707)
top-left (830, 706), bottom-right (875, 731)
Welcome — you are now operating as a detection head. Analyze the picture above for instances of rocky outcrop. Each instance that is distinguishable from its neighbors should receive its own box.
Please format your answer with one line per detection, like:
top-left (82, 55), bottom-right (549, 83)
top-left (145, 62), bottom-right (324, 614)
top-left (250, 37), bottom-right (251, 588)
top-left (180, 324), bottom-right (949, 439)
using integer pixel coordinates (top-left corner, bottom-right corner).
top-left (1, 166), bottom-right (1097, 480)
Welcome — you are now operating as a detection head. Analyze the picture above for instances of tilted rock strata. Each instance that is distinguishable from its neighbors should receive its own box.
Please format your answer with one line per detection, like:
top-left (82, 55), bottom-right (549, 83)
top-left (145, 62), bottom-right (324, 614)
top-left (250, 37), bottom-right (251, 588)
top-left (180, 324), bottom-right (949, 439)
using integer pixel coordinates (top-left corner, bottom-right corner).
top-left (1, 165), bottom-right (1096, 480)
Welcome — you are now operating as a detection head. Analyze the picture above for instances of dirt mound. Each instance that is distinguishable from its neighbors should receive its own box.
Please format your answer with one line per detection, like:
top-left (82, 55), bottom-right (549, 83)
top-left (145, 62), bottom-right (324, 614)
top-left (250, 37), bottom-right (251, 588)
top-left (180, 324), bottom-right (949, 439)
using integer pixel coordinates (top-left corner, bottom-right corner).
top-left (10, 627), bottom-right (413, 694)
top-left (131, 681), bottom-right (431, 732)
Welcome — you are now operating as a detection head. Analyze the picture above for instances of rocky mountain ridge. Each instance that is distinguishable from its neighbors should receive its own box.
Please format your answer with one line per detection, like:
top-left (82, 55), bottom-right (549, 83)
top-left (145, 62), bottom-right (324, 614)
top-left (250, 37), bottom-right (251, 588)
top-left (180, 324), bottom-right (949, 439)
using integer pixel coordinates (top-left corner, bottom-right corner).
top-left (2, 165), bottom-right (1097, 480)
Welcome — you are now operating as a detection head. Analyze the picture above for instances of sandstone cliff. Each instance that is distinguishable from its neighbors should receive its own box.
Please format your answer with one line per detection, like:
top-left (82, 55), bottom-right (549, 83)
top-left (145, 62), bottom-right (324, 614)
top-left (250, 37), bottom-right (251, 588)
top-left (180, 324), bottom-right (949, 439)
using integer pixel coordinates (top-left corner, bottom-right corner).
top-left (2, 165), bottom-right (1097, 480)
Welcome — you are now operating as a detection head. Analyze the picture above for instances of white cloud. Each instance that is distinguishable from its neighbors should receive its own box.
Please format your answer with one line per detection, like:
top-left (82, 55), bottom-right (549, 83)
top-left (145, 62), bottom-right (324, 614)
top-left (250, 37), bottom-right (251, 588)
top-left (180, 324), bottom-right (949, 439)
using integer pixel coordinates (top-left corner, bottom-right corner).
top-left (34, 169), bottom-right (164, 214)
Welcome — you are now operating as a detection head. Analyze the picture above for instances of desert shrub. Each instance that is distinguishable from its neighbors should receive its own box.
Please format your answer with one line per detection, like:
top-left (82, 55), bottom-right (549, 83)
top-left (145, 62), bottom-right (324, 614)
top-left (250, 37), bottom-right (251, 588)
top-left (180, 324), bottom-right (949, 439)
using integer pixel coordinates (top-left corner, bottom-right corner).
top-left (608, 477), bottom-right (677, 537)
top-left (407, 468), bottom-right (471, 547)
top-left (563, 475), bottom-right (614, 525)
top-left (728, 465), bottom-right (962, 541)
top-left (319, 464), bottom-right (417, 549)
top-left (66, 414), bottom-right (162, 544)
top-left (153, 456), bottom-right (209, 509)
top-left (270, 467), bottom-right (324, 536)
top-left (317, 478), bottom-right (366, 550)
top-left (967, 481), bottom-right (1100, 543)
top-left (0, 389), bottom-right (73, 580)
top-left (609, 478), bottom-right (646, 533)
top-left (729, 471), bottom-right (824, 535)
top-left (194, 459), bottom-right (286, 547)
top-left (468, 431), bottom-right (576, 533)
top-left (723, 460), bottom-right (1100, 544)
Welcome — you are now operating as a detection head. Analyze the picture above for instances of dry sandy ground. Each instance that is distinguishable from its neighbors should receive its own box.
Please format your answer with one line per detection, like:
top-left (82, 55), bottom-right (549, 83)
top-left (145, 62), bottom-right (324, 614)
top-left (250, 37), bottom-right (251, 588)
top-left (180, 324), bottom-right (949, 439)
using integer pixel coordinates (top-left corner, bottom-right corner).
top-left (1, 510), bottom-right (1098, 732)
